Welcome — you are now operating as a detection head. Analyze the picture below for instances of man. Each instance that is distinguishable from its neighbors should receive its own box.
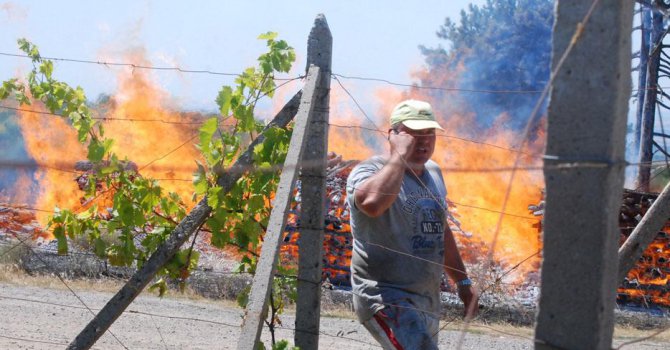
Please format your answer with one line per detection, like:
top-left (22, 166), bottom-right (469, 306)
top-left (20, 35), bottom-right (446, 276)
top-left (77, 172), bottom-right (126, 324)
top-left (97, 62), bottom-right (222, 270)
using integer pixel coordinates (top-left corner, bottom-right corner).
top-left (346, 99), bottom-right (478, 349)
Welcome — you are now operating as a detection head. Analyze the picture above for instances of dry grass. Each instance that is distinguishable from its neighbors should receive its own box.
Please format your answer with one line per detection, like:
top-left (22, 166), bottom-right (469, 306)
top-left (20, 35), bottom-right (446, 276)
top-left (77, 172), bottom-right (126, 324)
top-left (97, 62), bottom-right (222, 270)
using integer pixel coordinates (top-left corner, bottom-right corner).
top-left (0, 263), bottom-right (123, 291)
top-left (321, 306), bottom-right (356, 319)
top-left (0, 262), bottom-right (239, 310)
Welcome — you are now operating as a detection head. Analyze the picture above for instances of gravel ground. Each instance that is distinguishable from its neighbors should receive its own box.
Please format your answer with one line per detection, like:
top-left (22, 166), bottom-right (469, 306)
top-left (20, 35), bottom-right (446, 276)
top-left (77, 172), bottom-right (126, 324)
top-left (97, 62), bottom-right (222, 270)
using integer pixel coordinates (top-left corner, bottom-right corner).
top-left (2, 240), bottom-right (670, 349)
top-left (0, 282), bottom-right (668, 350)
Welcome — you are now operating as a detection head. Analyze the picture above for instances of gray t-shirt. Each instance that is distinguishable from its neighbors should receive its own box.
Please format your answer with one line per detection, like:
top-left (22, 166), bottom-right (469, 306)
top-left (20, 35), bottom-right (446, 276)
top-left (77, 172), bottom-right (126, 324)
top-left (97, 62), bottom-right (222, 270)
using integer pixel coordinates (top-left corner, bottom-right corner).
top-left (346, 156), bottom-right (448, 322)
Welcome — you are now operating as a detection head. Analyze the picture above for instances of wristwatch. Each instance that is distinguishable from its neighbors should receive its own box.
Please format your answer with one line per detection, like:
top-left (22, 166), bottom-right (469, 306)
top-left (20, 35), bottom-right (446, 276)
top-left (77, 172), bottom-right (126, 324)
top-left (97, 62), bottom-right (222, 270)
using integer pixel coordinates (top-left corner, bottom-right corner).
top-left (456, 278), bottom-right (472, 287)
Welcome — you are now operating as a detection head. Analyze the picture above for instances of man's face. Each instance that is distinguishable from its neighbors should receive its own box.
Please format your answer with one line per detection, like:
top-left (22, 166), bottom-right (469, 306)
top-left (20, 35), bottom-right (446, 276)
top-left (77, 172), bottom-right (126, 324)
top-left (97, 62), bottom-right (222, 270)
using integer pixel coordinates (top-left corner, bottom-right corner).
top-left (395, 123), bottom-right (437, 167)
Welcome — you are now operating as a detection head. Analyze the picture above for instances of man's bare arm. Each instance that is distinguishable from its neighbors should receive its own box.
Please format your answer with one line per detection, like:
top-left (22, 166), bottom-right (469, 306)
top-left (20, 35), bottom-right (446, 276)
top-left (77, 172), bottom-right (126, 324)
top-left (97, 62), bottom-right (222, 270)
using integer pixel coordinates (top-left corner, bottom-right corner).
top-left (354, 130), bottom-right (415, 217)
top-left (443, 225), bottom-right (479, 317)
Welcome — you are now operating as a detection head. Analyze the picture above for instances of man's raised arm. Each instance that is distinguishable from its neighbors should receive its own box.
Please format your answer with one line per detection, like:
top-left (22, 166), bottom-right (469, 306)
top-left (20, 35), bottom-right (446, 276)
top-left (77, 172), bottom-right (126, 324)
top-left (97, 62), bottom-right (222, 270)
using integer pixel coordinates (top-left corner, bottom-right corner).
top-left (355, 129), bottom-right (415, 217)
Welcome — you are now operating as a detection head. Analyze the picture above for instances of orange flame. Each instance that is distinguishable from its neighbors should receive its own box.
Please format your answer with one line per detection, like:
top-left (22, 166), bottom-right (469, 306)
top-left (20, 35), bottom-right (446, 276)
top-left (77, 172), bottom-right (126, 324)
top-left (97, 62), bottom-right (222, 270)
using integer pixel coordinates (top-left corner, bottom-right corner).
top-left (100, 49), bottom-right (200, 203)
top-left (618, 228), bottom-right (670, 306)
top-left (435, 114), bottom-right (544, 277)
top-left (328, 86), bottom-right (377, 160)
top-left (14, 48), bottom-right (202, 225)
top-left (16, 105), bottom-right (86, 224)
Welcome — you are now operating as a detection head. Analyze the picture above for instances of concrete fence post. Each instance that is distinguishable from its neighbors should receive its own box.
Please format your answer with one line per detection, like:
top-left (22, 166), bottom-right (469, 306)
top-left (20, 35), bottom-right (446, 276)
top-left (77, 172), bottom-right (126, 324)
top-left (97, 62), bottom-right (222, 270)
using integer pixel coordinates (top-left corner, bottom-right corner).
top-left (535, 1), bottom-right (633, 349)
top-left (295, 14), bottom-right (332, 350)
top-left (236, 66), bottom-right (322, 350)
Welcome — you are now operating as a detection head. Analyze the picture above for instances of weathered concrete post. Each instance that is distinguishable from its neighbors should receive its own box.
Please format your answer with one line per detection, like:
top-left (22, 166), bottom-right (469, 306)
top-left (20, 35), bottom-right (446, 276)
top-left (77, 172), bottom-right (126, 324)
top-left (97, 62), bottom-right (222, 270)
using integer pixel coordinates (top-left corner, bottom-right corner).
top-left (535, 1), bottom-right (632, 350)
top-left (236, 67), bottom-right (322, 350)
top-left (295, 14), bottom-right (331, 350)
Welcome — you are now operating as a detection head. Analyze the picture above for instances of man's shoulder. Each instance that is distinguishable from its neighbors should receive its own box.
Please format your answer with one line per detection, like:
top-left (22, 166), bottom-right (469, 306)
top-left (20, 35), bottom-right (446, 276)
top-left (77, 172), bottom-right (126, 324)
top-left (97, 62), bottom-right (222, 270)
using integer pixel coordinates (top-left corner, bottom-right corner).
top-left (351, 155), bottom-right (385, 172)
top-left (425, 159), bottom-right (441, 170)
top-left (361, 155), bottom-right (386, 165)
top-left (425, 159), bottom-right (446, 186)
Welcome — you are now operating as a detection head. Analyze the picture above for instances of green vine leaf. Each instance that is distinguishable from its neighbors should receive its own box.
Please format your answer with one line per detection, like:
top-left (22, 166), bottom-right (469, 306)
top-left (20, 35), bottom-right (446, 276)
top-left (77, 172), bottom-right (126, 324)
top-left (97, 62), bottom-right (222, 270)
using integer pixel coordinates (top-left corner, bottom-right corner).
top-left (216, 86), bottom-right (233, 117)
top-left (257, 32), bottom-right (278, 41)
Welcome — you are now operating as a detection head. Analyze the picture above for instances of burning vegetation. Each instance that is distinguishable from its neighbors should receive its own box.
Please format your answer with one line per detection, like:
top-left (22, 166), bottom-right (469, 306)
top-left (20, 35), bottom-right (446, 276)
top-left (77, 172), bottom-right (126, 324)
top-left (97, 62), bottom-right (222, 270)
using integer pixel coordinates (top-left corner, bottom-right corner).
top-left (3, 50), bottom-right (204, 227)
top-left (0, 204), bottom-right (49, 241)
top-left (0, 41), bottom-right (555, 293)
top-left (618, 190), bottom-right (670, 308)
top-left (280, 153), bottom-right (357, 287)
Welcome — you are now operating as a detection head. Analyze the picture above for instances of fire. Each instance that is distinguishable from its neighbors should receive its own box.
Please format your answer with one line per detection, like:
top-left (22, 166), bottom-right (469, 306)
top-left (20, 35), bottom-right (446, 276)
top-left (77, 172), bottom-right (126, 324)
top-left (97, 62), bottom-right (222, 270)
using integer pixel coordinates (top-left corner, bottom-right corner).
top-left (15, 105), bottom-right (86, 224)
top-left (618, 226), bottom-right (670, 307)
top-left (100, 49), bottom-right (200, 203)
top-left (328, 86), bottom-right (377, 160)
top-left (6, 168), bottom-right (38, 206)
top-left (434, 112), bottom-right (544, 276)
top-left (279, 156), bottom-right (354, 286)
top-left (11, 48), bottom-right (202, 226)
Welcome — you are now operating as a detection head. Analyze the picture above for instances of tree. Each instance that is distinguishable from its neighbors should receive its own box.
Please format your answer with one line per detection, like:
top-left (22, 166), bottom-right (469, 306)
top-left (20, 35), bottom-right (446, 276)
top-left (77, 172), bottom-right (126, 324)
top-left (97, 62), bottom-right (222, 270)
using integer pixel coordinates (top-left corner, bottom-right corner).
top-left (420, 0), bottom-right (554, 130)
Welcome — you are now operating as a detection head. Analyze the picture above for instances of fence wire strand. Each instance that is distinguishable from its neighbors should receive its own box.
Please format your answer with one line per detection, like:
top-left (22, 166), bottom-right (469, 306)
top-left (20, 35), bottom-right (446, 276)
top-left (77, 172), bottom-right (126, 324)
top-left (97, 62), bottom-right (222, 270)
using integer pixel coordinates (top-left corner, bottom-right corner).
top-left (10, 238), bottom-right (130, 349)
top-left (615, 326), bottom-right (670, 349)
top-left (0, 49), bottom-right (667, 95)
top-left (0, 334), bottom-right (68, 347)
top-left (0, 51), bottom-right (301, 81)
top-left (0, 294), bottom-right (241, 329)
top-left (1, 150), bottom-right (669, 177)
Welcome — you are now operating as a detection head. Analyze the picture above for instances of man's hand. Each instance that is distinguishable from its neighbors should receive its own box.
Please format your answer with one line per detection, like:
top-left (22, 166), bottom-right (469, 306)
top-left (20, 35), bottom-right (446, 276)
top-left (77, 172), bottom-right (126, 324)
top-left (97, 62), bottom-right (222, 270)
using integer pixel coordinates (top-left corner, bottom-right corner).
top-left (458, 284), bottom-right (479, 318)
top-left (388, 128), bottom-right (416, 161)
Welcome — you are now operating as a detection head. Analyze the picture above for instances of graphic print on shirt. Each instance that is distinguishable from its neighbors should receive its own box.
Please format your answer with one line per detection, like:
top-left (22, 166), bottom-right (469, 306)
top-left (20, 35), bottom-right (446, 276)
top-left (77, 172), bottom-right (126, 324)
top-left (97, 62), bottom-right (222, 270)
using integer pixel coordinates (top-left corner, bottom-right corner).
top-left (401, 187), bottom-right (446, 257)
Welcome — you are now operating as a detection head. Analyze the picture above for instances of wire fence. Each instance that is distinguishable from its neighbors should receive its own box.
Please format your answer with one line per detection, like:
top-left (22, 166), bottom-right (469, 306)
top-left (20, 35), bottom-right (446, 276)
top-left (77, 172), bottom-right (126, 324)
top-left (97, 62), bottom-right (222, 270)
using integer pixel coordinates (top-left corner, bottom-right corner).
top-left (0, 237), bottom-right (131, 349)
top-left (1, 101), bottom-right (669, 345)
top-left (0, 50), bottom-right (665, 95)
top-left (1, 2), bottom-right (670, 348)
top-left (1, 118), bottom-right (668, 345)
top-left (0, 174), bottom-right (544, 348)
top-left (0, 245), bottom-right (540, 349)
top-left (1, 244), bottom-right (662, 349)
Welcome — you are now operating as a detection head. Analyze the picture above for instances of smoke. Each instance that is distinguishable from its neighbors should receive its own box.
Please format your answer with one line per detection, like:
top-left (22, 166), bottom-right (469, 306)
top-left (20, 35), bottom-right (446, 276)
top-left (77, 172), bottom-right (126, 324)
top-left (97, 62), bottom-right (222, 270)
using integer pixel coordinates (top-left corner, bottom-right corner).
top-left (0, 110), bottom-right (37, 203)
top-left (0, 2), bottom-right (27, 22)
top-left (624, 117), bottom-right (640, 189)
top-left (418, 0), bottom-right (553, 135)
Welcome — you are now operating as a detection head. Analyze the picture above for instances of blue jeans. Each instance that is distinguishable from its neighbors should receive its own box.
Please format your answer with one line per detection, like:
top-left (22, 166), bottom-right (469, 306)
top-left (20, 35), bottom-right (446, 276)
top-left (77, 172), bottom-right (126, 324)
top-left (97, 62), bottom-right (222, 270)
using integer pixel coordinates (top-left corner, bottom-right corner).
top-left (362, 299), bottom-right (439, 350)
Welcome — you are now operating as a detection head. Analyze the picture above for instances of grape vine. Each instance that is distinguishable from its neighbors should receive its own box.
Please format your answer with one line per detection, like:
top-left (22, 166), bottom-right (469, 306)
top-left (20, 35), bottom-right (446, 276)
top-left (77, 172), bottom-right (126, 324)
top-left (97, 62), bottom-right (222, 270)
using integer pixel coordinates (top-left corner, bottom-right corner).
top-left (2, 33), bottom-right (299, 349)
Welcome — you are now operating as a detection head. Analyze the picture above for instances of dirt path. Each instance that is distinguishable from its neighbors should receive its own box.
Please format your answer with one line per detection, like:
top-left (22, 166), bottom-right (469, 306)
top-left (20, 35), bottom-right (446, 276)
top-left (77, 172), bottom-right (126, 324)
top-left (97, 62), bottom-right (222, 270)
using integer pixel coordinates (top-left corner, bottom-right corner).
top-left (0, 282), bottom-right (666, 349)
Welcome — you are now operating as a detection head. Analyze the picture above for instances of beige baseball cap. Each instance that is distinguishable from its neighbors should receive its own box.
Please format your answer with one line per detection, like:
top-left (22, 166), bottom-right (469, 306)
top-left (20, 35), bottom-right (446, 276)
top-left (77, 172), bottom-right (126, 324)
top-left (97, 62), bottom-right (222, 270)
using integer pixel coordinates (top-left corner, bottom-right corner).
top-left (389, 99), bottom-right (444, 130)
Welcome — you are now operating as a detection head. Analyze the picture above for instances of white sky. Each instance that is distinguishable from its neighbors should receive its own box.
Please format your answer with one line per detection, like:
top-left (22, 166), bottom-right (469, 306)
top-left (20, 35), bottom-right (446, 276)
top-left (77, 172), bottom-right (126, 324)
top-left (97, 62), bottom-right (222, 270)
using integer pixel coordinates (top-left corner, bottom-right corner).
top-left (0, 0), bottom-right (485, 111)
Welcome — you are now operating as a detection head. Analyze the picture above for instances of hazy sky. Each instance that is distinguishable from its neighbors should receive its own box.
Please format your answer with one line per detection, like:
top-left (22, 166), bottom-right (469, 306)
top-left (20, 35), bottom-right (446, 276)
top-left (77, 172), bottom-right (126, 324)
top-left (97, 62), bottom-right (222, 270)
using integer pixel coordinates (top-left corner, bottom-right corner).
top-left (0, 0), bottom-right (484, 111)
